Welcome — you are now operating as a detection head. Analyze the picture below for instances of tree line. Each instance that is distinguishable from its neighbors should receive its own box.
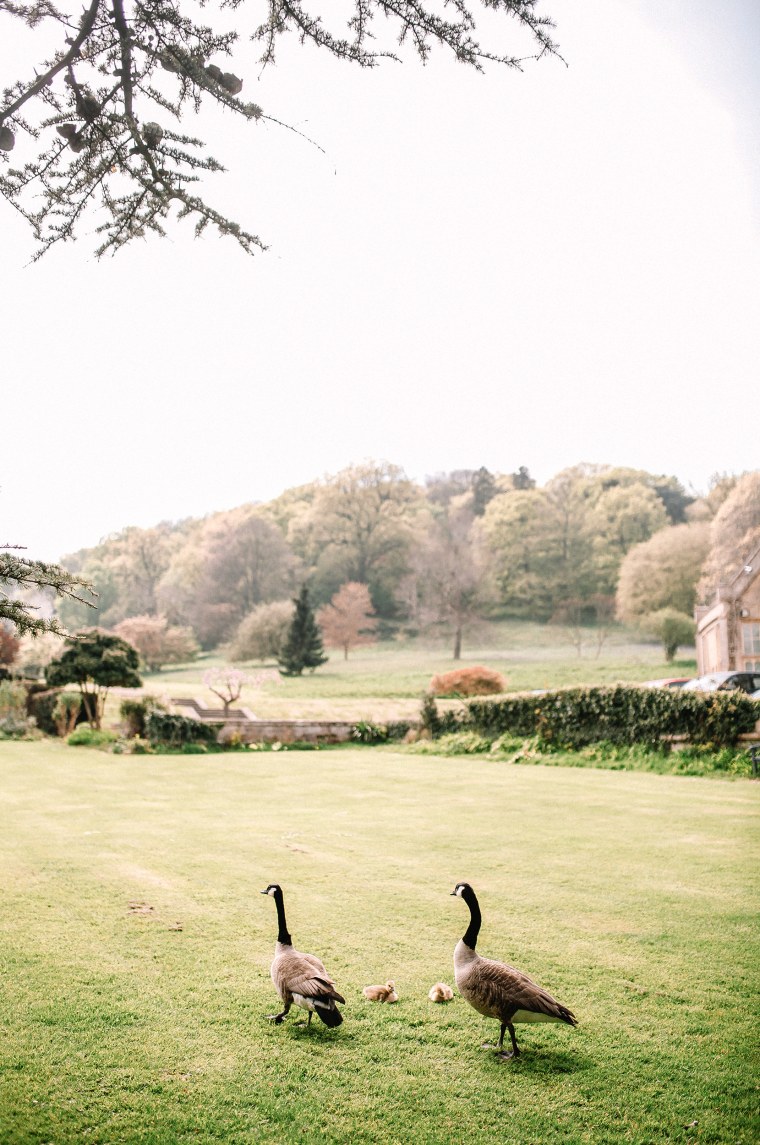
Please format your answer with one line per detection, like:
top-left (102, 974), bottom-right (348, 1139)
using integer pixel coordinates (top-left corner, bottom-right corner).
top-left (3, 463), bottom-right (757, 672)
top-left (24, 462), bottom-right (753, 670)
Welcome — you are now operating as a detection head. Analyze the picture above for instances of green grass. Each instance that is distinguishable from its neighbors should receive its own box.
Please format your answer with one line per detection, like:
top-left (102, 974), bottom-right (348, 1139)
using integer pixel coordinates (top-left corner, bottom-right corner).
top-left (1, 741), bottom-right (757, 1144)
top-left (129, 622), bottom-right (696, 725)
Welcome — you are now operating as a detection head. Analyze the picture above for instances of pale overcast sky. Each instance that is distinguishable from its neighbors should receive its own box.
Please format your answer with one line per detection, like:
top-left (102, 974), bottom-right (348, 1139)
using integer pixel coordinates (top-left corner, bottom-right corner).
top-left (2, 0), bottom-right (759, 562)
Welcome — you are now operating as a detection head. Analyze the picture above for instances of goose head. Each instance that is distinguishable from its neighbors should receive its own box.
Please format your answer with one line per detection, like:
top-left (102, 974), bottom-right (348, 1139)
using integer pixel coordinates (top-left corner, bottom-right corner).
top-left (451, 881), bottom-right (475, 899)
top-left (261, 883), bottom-right (282, 897)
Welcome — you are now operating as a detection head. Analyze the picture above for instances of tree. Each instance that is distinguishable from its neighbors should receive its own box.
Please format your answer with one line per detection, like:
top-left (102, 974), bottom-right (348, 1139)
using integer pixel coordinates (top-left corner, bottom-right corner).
top-left (46, 629), bottom-right (142, 728)
top-left (481, 488), bottom-right (561, 619)
top-left (58, 524), bottom-right (177, 630)
top-left (159, 507), bottom-right (296, 647)
top-left (298, 462), bottom-right (423, 615)
top-left (407, 502), bottom-right (491, 659)
top-left (317, 582), bottom-right (377, 660)
top-left (510, 465), bottom-right (536, 491)
top-left (616, 522), bottom-right (710, 625)
top-left (278, 586), bottom-right (327, 677)
top-left (1, 2), bottom-right (559, 260)
top-left (589, 483), bottom-right (669, 591)
top-left (228, 599), bottom-right (294, 663)
top-left (550, 594), bottom-right (615, 659)
top-left (425, 468), bottom-right (498, 515)
top-left (1, 544), bottom-right (97, 636)
top-left (697, 471), bottom-right (760, 602)
top-left (203, 666), bottom-right (249, 715)
top-left (113, 613), bottom-right (199, 671)
top-left (641, 609), bottom-right (695, 664)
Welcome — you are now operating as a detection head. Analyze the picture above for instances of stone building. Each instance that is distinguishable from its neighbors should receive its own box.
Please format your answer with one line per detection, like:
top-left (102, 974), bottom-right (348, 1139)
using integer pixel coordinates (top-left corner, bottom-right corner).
top-left (695, 544), bottom-right (760, 674)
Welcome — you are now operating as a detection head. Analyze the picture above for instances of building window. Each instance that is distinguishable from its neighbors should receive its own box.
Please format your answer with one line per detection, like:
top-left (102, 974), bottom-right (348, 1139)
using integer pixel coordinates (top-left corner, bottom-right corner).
top-left (742, 622), bottom-right (760, 655)
top-left (745, 659), bottom-right (760, 672)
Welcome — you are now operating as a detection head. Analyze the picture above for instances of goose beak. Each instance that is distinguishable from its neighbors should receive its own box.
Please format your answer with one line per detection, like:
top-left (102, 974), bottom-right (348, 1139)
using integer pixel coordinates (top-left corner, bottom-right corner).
top-left (259, 889), bottom-right (269, 895)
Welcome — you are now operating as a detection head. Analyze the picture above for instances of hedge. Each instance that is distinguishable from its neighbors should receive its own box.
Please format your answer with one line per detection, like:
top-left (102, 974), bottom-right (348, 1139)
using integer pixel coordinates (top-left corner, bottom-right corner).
top-left (463, 685), bottom-right (759, 750)
top-left (144, 711), bottom-right (220, 747)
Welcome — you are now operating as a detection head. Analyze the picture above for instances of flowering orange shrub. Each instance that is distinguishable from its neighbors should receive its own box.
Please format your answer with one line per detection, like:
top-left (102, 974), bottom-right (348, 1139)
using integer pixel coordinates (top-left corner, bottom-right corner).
top-left (429, 666), bottom-right (506, 698)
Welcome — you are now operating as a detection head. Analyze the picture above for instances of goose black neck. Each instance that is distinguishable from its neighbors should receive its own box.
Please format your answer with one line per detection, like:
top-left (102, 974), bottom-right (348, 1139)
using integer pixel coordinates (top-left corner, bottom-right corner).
top-left (273, 888), bottom-right (292, 946)
top-left (461, 885), bottom-right (481, 950)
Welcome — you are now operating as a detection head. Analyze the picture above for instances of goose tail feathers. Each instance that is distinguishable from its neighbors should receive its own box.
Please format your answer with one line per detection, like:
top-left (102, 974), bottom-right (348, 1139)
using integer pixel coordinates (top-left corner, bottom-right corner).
top-left (315, 1001), bottom-right (343, 1027)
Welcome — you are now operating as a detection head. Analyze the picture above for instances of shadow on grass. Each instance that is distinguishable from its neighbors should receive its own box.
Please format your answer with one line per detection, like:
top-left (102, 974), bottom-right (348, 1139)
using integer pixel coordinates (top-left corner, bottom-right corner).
top-left (481, 1045), bottom-right (591, 1076)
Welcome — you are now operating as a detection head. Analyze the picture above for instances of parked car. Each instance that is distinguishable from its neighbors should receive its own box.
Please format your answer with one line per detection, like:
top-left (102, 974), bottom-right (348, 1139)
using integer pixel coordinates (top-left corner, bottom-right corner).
top-left (681, 671), bottom-right (760, 695)
top-left (641, 677), bottom-right (692, 689)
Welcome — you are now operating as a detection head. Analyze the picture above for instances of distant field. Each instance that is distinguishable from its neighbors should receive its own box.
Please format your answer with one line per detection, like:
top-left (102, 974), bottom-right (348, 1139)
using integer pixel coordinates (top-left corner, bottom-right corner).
top-left (126, 621), bottom-right (696, 725)
top-left (0, 742), bottom-right (756, 1144)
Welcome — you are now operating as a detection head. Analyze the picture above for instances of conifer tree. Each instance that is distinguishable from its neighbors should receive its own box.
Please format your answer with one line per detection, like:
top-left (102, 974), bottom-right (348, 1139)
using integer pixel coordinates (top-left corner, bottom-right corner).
top-left (0, 2), bottom-right (559, 259)
top-left (277, 586), bottom-right (327, 677)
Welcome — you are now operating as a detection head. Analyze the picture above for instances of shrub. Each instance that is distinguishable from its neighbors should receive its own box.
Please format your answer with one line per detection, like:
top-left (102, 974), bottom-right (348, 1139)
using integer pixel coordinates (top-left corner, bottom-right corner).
top-left (352, 721), bottom-right (388, 743)
top-left (430, 666), bottom-right (506, 697)
top-left (465, 685), bottom-right (758, 751)
top-left (1, 680), bottom-right (27, 715)
top-left (228, 600), bottom-right (294, 662)
top-left (144, 710), bottom-right (219, 748)
top-left (67, 727), bottom-right (119, 747)
top-left (1, 679), bottom-right (29, 719)
top-left (641, 608), bottom-right (695, 663)
top-left (0, 679), bottom-right (36, 738)
top-left (120, 695), bottom-right (166, 738)
top-left (420, 692), bottom-right (442, 737)
top-left (409, 731), bottom-right (493, 756)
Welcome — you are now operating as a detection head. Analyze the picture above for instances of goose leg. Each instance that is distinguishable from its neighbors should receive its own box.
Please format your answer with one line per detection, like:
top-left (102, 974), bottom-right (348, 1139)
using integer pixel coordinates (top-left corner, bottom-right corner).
top-left (482, 1021), bottom-right (520, 1060)
top-left (500, 1022), bottom-right (520, 1060)
top-left (267, 1002), bottom-right (291, 1024)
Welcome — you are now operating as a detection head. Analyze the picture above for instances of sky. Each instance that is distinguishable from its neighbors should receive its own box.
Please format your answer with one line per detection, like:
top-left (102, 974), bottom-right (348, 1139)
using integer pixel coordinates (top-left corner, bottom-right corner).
top-left (2, 0), bottom-right (759, 563)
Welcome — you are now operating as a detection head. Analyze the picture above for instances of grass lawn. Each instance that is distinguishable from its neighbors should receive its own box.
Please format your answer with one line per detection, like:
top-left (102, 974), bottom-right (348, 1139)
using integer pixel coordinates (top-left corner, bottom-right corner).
top-left (1, 741), bottom-right (757, 1144)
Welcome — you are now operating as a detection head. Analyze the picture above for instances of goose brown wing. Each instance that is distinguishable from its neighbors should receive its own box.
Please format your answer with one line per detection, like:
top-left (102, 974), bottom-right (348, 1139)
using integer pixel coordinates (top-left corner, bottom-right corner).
top-left (299, 951), bottom-right (329, 975)
top-left (478, 957), bottom-right (577, 1025)
top-left (288, 968), bottom-right (346, 1004)
top-left (277, 950), bottom-right (346, 1004)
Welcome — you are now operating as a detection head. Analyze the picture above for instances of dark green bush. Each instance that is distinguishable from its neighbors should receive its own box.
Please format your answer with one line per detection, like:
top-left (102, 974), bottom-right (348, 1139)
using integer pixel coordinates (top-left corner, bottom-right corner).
top-left (25, 684), bottom-right (62, 735)
top-left (120, 695), bottom-right (165, 737)
top-left (144, 710), bottom-right (219, 747)
top-left (67, 727), bottom-right (119, 747)
top-left (464, 685), bottom-right (758, 750)
top-left (420, 694), bottom-right (467, 738)
top-left (419, 693), bottom-right (441, 737)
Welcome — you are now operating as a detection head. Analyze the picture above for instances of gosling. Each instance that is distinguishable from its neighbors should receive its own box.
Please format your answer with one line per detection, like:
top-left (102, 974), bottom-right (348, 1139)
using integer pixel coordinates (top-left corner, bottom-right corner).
top-left (362, 980), bottom-right (399, 1003)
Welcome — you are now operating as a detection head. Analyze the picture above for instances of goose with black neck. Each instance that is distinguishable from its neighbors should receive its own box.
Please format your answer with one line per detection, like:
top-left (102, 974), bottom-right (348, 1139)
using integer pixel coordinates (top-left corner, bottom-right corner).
top-left (261, 883), bottom-right (345, 1029)
top-left (451, 881), bottom-right (577, 1060)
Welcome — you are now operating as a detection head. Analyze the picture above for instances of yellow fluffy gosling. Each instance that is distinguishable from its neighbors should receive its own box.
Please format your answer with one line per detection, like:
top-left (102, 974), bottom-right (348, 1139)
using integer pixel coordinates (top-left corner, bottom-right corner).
top-left (362, 980), bottom-right (398, 1003)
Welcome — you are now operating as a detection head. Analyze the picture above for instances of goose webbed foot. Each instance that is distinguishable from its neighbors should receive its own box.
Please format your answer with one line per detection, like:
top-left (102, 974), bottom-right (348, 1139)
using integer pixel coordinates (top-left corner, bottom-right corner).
top-left (267, 1012), bottom-right (288, 1024)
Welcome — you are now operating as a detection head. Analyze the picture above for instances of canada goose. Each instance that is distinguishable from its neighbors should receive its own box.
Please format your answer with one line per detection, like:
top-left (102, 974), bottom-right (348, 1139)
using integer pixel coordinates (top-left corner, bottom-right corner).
top-left (261, 883), bottom-right (345, 1028)
top-left (428, 982), bottom-right (454, 1003)
top-left (362, 980), bottom-right (398, 1003)
top-left (451, 882), bottom-right (576, 1059)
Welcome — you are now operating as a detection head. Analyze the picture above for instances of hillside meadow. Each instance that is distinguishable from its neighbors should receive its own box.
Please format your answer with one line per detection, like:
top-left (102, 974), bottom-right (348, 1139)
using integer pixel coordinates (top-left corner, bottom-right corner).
top-left (1, 741), bottom-right (757, 1144)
